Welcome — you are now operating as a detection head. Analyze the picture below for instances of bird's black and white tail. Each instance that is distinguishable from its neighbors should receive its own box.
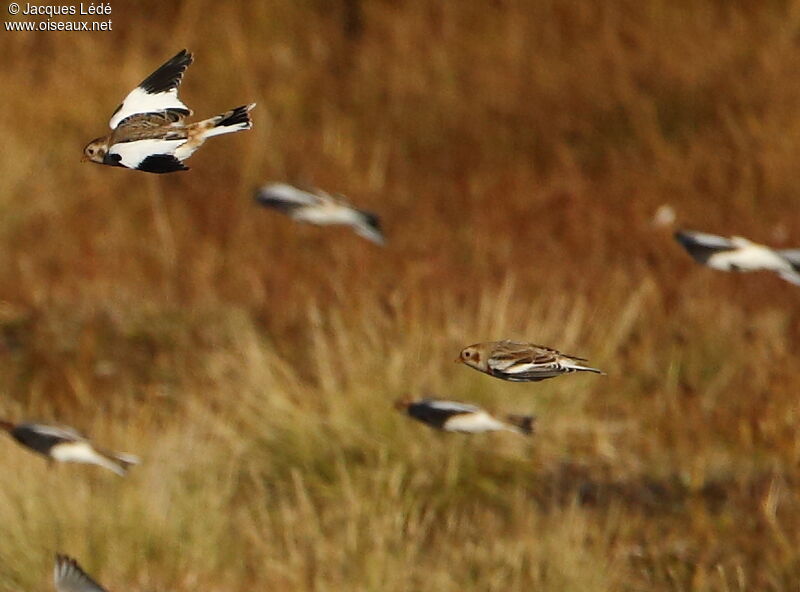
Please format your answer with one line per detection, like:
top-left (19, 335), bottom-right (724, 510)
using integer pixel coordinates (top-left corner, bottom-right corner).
top-left (201, 103), bottom-right (256, 138)
top-left (779, 249), bottom-right (800, 271)
top-left (560, 361), bottom-right (605, 375)
top-left (354, 209), bottom-right (386, 245)
top-left (96, 448), bottom-right (140, 476)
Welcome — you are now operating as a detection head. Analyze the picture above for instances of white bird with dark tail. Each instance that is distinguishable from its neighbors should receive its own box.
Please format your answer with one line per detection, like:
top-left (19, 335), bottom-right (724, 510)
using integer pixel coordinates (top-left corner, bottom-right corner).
top-left (54, 555), bottom-right (108, 592)
top-left (0, 420), bottom-right (139, 476)
top-left (674, 229), bottom-right (800, 285)
top-left (254, 183), bottom-right (385, 245)
top-left (395, 397), bottom-right (535, 435)
top-left (83, 49), bottom-right (255, 173)
top-left (458, 340), bottom-right (604, 383)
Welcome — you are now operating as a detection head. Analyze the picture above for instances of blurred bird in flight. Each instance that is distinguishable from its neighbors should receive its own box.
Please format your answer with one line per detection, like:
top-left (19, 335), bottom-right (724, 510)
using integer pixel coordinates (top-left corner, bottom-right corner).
top-left (395, 397), bottom-right (534, 435)
top-left (54, 555), bottom-right (108, 592)
top-left (675, 229), bottom-right (800, 285)
top-left (457, 340), bottom-right (604, 382)
top-left (0, 420), bottom-right (139, 476)
top-left (254, 183), bottom-right (385, 245)
top-left (83, 49), bottom-right (255, 173)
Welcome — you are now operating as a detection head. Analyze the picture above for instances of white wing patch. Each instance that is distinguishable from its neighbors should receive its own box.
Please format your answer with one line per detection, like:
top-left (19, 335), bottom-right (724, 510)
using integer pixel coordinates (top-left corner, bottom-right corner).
top-left (109, 87), bottom-right (191, 130)
top-left (107, 138), bottom-right (187, 170)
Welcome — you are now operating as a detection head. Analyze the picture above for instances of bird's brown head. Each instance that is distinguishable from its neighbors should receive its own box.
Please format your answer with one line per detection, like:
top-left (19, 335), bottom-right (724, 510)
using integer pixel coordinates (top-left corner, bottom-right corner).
top-left (0, 419), bottom-right (15, 433)
top-left (457, 345), bottom-right (483, 368)
top-left (393, 397), bottom-right (413, 412)
top-left (82, 138), bottom-right (108, 164)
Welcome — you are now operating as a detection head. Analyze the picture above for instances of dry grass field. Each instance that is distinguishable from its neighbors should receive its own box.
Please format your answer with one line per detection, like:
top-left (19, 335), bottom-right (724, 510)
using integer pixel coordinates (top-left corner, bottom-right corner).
top-left (1, 1), bottom-right (800, 590)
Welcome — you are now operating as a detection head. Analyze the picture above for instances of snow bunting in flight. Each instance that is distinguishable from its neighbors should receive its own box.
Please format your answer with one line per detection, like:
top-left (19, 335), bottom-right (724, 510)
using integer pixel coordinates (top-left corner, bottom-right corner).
top-left (254, 183), bottom-right (385, 245)
top-left (458, 340), bottom-right (604, 382)
top-left (395, 397), bottom-right (534, 435)
top-left (675, 229), bottom-right (800, 285)
top-left (83, 49), bottom-right (255, 173)
top-left (54, 555), bottom-right (108, 592)
top-left (0, 420), bottom-right (139, 476)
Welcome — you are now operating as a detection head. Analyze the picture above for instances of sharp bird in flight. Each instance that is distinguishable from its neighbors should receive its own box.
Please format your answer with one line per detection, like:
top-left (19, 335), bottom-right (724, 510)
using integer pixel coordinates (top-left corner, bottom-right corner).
top-left (83, 49), bottom-right (255, 173)
top-left (457, 340), bottom-right (604, 383)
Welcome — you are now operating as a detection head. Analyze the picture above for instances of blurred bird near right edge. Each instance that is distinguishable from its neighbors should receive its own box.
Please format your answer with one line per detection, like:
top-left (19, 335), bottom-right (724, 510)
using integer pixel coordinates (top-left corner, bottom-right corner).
top-left (674, 229), bottom-right (800, 285)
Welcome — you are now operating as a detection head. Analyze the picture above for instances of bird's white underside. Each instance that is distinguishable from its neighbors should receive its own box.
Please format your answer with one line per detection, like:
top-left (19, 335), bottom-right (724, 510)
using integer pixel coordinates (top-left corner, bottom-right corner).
top-left (109, 138), bottom-right (187, 168)
top-left (50, 442), bottom-right (126, 476)
top-left (443, 411), bottom-right (511, 433)
top-left (706, 245), bottom-right (795, 273)
top-left (294, 207), bottom-right (361, 226)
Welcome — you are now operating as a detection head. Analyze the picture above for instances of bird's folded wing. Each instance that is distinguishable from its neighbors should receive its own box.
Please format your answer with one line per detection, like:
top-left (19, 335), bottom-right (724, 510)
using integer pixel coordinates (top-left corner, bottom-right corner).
top-left (109, 49), bottom-right (193, 129)
top-left (54, 555), bottom-right (109, 592)
top-left (488, 347), bottom-right (559, 372)
top-left (106, 139), bottom-right (188, 173)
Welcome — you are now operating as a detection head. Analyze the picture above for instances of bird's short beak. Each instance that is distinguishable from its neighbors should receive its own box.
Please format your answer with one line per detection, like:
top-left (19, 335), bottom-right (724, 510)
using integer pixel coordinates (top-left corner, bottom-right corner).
top-left (80, 155), bottom-right (88, 163)
top-left (454, 356), bottom-right (462, 363)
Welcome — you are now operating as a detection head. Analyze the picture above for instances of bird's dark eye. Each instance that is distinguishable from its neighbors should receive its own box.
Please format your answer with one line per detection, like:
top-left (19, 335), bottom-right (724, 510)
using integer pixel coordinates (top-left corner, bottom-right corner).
top-left (464, 351), bottom-right (471, 357)
top-left (88, 148), bottom-right (94, 155)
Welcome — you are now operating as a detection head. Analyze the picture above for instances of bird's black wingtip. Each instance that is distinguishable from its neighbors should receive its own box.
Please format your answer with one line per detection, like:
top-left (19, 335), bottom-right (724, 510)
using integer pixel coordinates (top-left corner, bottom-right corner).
top-left (139, 49), bottom-right (194, 94)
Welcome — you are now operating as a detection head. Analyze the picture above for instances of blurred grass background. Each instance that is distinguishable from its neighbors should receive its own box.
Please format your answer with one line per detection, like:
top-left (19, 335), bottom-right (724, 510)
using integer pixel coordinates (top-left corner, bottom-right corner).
top-left (1, 0), bottom-right (800, 590)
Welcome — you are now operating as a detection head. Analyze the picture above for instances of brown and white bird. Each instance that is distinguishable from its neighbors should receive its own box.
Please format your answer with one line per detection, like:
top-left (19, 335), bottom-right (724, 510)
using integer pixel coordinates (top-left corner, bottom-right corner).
top-left (254, 183), bottom-right (385, 245)
top-left (395, 397), bottom-right (534, 435)
top-left (0, 420), bottom-right (139, 476)
top-left (54, 555), bottom-right (108, 592)
top-left (675, 229), bottom-right (800, 285)
top-left (83, 49), bottom-right (255, 173)
top-left (458, 340), bottom-right (604, 382)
